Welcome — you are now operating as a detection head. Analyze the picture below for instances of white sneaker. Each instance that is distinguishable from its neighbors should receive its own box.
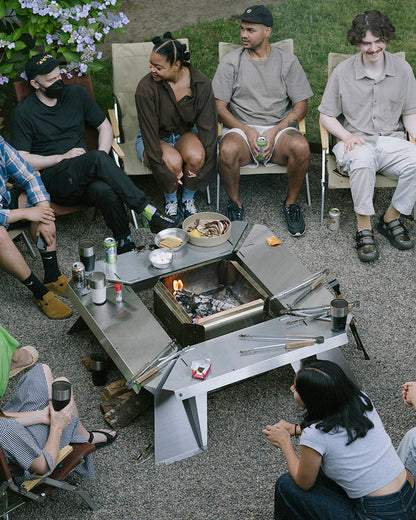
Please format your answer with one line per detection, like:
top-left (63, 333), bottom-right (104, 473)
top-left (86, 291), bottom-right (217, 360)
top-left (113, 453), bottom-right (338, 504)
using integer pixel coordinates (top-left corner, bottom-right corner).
top-left (164, 200), bottom-right (179, 218)
top-left (181, 199), bottom-right (197, 217)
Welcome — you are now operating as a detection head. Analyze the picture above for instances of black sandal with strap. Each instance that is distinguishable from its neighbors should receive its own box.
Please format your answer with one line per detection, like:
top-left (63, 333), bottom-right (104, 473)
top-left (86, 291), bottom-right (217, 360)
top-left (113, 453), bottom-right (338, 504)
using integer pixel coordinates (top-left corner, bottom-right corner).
top-left (377, 217), bottom-right (414, 250)
top-left (355, 229), bottom-right (379, 262)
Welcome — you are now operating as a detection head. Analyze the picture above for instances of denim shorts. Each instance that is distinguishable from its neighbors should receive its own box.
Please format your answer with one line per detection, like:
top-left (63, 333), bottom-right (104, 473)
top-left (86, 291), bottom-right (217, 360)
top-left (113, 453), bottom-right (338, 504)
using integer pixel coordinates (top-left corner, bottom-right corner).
top-left (135, 127), bottom-right (198, 161)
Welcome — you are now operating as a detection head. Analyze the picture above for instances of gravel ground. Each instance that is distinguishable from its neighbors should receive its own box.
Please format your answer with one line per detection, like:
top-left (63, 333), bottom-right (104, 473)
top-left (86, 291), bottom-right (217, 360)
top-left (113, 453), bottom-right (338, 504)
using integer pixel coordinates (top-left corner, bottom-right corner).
top-left (2, 152), bottom-right (416, 520)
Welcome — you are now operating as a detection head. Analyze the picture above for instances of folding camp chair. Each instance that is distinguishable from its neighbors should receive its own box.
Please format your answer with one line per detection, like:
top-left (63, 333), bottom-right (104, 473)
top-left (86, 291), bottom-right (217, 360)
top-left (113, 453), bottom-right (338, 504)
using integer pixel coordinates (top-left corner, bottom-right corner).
top-left (0, 443), bottom-right (97, 518)
top-left (215, 39), bottom-right (312, 211)
top-left (319, 51), bottom-right (414, 222)
top-left (110, 41), bottom-right (211, 210)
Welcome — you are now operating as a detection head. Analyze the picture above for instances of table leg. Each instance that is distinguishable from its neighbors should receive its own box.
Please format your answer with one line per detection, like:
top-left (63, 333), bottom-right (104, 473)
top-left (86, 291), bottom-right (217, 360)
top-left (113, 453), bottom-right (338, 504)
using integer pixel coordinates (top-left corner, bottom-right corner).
top-left (154, 389), bottom-right (208, 464)
top-left (290, 347), bottom-right (356, 383)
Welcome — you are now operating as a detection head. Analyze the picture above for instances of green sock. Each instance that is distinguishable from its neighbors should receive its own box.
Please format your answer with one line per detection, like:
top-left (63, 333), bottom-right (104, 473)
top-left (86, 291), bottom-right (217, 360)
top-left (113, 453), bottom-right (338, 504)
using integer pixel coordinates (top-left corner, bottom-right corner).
top-left (142, 204), bottom-right (157, 220)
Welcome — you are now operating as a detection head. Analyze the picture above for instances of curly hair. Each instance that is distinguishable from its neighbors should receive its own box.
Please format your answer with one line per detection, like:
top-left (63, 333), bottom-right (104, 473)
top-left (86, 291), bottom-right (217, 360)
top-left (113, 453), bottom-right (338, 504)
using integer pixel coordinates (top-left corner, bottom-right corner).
top-left (347, 10), bottom-right (396, 45)
top-left (151, 32), bottom-right (190, 66)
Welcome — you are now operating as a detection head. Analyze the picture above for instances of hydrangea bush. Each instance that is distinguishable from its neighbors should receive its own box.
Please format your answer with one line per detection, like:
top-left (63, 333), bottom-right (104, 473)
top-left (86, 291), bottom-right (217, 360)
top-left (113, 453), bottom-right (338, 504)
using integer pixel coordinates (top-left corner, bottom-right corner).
top-left (0, 0), bottom-right (129, 87)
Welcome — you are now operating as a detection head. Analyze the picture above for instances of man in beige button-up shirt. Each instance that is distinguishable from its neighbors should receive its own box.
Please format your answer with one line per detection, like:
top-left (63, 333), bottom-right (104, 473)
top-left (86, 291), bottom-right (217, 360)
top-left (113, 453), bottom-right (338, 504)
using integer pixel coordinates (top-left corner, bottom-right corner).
top-left (319, 10), bottom-right (416, 263)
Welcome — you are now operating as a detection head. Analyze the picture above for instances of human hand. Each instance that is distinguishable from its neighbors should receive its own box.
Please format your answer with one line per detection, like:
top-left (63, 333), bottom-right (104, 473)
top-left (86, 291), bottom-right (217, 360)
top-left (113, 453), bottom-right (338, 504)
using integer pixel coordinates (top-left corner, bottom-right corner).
top-left (262, 422), bottom-right (291, 448)
top-left (271, 419), bottom-right (298, 436)
top-left (186, 170), bottom-right (197, 178)
top-left (244, 127), bottom-right (261, 158)
top-left (261, 128), bottom-right (278, 159)
top-left (23, 205), bottom-right (55, 225)
top-left (36, 221), bottom-right (55, 247)
top-left (343, 135), bottom-right (365, 153)
top-left (402, 382), bottom-right (416, 408)
top-left (49, 398), bottom-right (74, 432)
top-left (61, 148), bottom-right (86, 160)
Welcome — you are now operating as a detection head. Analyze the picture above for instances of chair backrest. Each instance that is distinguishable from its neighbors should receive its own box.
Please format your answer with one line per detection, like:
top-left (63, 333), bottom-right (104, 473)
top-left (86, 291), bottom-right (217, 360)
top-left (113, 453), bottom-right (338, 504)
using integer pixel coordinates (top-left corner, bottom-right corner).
top-left (112, 40), bottom-right (189, 141)
top-left (328, 51), bottom-right (406, 77)
top-left (218, 38), bottom-right (294, 61)
top-left (13, 75), bottom-right (98, 151)
top-left (0, 446), bottom-right (12, 482)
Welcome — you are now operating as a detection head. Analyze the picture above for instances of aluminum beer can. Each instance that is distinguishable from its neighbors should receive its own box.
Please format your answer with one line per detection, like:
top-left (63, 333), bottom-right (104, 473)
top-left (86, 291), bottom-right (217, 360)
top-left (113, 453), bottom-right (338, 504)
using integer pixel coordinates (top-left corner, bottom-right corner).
top-left (72, 261), bottom-right (86, 289)
top-left (103, 237), bottom-right (117, 263)
top-left (328, 208), bottom-right (340, 231)
top-left (257, 136), bottom-right (267, 161)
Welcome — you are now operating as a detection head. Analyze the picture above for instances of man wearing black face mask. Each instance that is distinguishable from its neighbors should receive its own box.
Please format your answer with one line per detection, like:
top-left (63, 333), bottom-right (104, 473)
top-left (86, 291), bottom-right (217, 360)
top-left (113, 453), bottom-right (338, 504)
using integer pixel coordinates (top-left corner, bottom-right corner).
top-left (10, 53), bottom-right (182, 251)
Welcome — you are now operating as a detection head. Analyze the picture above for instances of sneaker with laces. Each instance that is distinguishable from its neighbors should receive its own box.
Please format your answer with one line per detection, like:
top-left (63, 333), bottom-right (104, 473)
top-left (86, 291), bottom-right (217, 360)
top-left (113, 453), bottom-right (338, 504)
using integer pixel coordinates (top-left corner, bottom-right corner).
top-left (282, 201), bottom-right (305, 236)
top-left (148, 209), bottom-right (182, 233)
top-left (226, 199), bottom-right (245, 221)
top-left (181, 199), bottom-right (198, 218)
top-left (165, 200), bottom-right (179, 218)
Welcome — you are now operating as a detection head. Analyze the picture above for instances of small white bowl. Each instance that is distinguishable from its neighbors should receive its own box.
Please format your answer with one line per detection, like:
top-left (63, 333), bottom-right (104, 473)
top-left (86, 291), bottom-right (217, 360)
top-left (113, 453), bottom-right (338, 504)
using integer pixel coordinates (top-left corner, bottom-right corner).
top-left (148, 249), bottom-right (174, 269)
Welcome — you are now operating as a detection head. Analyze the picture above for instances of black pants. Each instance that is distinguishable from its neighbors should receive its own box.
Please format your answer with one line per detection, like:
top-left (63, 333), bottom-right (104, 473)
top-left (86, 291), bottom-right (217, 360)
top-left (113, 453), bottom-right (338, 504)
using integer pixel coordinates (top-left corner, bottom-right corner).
top-left (41, 150), bottom-right (149, 239)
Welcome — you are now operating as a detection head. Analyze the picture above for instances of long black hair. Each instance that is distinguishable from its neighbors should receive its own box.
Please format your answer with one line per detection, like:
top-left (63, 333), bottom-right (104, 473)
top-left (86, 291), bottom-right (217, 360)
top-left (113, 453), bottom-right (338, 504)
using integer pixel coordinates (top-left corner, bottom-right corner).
top-left (151, 32), bottom-right (190, 66)
top-left (296, 360), bottom-right (374, 445)
top-left (347, 10), bottom-right (396, 45)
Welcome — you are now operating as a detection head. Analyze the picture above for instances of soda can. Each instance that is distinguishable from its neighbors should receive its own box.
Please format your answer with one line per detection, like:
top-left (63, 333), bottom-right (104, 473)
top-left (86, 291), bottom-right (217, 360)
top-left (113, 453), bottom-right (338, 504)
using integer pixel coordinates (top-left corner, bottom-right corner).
top-left (72, 261), bottom-right (86, 290)
top-left (256, 136), bottom-right (267, 161)
top-left (103, 237), bottom-right (117, 263)
top-left (328, 208), bottom-right (340, 231)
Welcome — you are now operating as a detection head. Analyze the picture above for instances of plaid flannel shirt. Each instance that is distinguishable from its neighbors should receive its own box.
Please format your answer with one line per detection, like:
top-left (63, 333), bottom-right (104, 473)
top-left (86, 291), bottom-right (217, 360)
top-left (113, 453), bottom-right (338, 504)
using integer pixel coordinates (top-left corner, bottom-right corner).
top-left (0, 136), bottom-right (50, 226)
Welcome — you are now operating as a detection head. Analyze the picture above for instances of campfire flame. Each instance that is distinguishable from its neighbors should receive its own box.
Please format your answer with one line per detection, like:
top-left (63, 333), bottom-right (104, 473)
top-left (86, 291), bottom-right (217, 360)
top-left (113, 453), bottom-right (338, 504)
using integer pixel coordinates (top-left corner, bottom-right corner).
top-left (173, 279), bottom-right (184, 296)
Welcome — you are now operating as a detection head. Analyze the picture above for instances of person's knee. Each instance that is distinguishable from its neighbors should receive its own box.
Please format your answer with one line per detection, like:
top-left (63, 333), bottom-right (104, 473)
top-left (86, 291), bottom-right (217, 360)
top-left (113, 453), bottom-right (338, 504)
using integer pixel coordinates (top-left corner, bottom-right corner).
top-left (275, 472), bottom-right (294, 496)
top-left (41, 363), bottom-right (53, 381)
top-left (52, 376), bottom-right (70, 384)
top-left (286, 134), bottom-right (310, 163)
top-left (164, 153), bottom-right (183, 176)
top-left (183, 148), bottom-right (205, 171)
top-left (0, 226), bottom-right (13, 247)
top-left (87, 180), bottom-right (118, 204)
top-left (218, 138), bottom-right (242, 169)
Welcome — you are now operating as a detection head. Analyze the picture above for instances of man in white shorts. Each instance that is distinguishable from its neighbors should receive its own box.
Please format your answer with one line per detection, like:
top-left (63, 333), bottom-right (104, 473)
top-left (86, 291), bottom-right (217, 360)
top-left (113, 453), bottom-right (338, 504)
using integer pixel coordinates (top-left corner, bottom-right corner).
top-left (212, 5), bottom-right (313, 235)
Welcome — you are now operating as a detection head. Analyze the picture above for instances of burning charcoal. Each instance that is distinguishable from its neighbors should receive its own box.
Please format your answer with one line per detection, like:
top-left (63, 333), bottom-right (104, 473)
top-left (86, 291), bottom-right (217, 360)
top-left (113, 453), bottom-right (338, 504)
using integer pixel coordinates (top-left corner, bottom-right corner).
top-left (174, 289), bottom-right (236, 321)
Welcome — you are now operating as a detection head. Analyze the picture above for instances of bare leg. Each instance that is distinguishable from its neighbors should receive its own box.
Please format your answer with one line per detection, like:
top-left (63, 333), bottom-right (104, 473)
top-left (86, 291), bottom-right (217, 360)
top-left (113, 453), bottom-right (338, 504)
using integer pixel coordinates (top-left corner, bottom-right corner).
top-left (175, 133), bottom-right (205, 191)
top-left (0, 226), bottom-right (31, 281)
top-left (271, 129), bottom-right (310, 206)
top-left (218, 132), bottom-right (251, 207)
top-left (144, 142), bottom-right (183, 194)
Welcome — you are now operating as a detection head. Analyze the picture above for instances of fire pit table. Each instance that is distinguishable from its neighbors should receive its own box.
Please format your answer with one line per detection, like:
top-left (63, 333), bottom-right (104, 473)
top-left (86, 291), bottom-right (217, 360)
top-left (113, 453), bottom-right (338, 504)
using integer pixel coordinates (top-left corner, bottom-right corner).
top-left (66, 223), bottom-right (353, 464)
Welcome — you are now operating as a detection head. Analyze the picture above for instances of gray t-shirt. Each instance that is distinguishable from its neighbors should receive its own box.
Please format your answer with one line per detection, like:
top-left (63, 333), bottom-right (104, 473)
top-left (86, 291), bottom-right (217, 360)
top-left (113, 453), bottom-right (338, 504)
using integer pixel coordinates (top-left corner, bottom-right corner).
top-left (318, 51), bottom-right (416, 144)
top-left (300, 404), bottom-right (404, 498)
top-left (212, 46), bottom-right (313, 126)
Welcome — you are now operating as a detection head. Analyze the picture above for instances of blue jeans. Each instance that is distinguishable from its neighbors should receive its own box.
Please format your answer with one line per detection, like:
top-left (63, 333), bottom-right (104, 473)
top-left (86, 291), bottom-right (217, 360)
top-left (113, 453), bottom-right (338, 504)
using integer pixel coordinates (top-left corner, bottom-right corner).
top-left (135, 127), bottom-right (198, 161)
top-left (275, 472), bottom-right (416, 520)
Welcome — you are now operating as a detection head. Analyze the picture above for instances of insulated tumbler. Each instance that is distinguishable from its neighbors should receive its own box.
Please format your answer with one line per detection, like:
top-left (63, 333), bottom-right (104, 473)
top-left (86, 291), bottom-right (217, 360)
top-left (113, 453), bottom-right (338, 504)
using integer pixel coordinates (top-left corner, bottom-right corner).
top-left (51, 381), bottom-right (72, 411)
top-left (330, 298), bottom-right (348, 333)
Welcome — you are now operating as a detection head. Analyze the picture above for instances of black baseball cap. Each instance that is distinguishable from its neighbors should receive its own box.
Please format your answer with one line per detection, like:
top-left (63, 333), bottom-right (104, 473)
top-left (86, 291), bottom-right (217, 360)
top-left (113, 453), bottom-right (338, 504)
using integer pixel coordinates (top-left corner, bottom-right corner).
top-left (232, 5), bottom-right (274, 27)
top-left (25, 53), bottom-right (62, 81)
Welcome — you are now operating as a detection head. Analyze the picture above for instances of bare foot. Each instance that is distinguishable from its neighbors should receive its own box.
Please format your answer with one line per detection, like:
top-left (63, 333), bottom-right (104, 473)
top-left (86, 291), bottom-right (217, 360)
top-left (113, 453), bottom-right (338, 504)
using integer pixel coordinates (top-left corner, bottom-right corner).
top-left (10, 348), bottom-right (33, 372)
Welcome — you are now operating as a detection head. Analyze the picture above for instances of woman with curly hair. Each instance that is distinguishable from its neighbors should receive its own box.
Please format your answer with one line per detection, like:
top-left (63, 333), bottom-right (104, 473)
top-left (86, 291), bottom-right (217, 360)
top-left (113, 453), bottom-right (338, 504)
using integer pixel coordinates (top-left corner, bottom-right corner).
top-left (135, 32), bottom-right (217, 219)
top-left (263, 360), bottom-right (416, 519)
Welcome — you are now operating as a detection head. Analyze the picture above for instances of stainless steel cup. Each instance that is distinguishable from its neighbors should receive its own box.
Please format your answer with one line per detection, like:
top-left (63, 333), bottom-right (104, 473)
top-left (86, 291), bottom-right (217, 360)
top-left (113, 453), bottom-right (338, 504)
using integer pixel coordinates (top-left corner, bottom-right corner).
top-left (51, 381), bottom-right (72, 411)
top-left (89, 272), bottom-right (106, 305)
top-left (330, 298), bottom-right (348, 333)
top-left (89, 353), bottom-right (107, 386)
top-left (79, 239), bottom-right (95, 272)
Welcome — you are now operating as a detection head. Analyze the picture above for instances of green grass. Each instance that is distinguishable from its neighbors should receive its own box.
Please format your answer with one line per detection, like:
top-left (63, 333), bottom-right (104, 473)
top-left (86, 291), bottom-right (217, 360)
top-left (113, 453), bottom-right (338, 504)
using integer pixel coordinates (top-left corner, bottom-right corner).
top-left (3, 0), bottom-right (416, 144)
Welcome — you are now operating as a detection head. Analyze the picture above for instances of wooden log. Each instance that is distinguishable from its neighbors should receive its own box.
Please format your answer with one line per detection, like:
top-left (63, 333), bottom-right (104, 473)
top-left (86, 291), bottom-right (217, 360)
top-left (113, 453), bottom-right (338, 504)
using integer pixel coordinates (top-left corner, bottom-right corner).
top-left (101, 389), bottom-right (153, 430)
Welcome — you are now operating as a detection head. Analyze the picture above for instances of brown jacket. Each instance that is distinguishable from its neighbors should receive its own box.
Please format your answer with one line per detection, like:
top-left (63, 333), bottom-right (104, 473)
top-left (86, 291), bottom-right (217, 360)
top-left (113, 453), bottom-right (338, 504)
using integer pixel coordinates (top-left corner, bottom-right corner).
top-left (135, 65), bottom-right (217, 191)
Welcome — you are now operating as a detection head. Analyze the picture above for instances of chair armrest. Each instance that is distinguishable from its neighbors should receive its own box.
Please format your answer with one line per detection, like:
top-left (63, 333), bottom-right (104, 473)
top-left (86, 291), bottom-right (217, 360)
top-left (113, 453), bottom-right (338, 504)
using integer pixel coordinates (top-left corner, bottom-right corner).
top-left (111, 139), bottom-right (125, 159)
top-left (108, 109), bottom-right (120, 139)
top-left (298, 118), bottom-right (306, 135)
top-left (409, 134), bottom-right (416, 145)
top-left (319, 121), bottom-right (329, 151)
top-left (217, 122), bottom-right (222, 138)
top-left (21, 445), bottom-right (74, 492)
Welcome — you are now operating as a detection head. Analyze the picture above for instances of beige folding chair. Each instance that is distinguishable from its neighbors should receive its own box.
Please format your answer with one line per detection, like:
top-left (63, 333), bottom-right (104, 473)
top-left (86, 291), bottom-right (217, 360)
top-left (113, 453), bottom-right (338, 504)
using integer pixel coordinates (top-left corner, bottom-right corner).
top-left (110, 41), bottom-right (211, 226)
top-left (319, 52), bottom-right (413, 222)
top-left (215, 39), bottom-right (312, 211)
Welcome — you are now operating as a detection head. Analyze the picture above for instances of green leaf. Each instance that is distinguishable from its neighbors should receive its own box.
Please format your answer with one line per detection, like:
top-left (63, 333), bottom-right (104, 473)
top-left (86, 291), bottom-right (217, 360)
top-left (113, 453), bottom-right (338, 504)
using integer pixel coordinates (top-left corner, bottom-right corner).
top-left (0, 62), bottom-right (14, 75)
top-left (12, 27), bottom-right (24, 41)
top-left (86, 61), bottom-right (104, 72)
top-left (13, 41), bottom-right (26, 51)
top-left (62, 50), bottom-right (81, 62)
top-left (0, 4), bottom-right (6, 20)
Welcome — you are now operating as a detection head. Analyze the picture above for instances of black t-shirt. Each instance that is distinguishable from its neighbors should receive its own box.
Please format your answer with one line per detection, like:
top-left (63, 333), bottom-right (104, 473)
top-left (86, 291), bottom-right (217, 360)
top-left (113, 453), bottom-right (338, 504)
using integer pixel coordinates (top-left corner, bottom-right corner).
top-left (10, 84), bottom-right (105, 156)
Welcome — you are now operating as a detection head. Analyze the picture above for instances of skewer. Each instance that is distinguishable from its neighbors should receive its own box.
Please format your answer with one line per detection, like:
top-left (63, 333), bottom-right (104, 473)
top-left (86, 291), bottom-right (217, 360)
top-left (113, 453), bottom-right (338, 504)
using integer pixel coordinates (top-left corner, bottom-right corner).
top-left (239, 334), bottom-right (324, 344)
top-left (240, 339), bottom-right (315, 355)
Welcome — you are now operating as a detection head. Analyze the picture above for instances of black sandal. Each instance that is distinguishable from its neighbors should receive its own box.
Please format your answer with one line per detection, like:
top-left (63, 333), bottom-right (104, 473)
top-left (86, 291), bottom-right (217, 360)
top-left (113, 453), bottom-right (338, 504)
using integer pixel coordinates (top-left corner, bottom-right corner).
top-left (355, 229), bottom-right (379, 262)
top-left (88, 429), bottom-right (117, 450)
top-left (377, 217), bottom-right (414, 250)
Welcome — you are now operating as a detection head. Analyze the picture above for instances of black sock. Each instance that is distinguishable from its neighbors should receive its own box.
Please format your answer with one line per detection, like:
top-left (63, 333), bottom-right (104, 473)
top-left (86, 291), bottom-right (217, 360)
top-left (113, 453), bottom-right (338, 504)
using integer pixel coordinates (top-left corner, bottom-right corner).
top-left (22, 273), bottom-right (48, 299)
top-left (41, 251), bottom-right (61, 284)
top-left (118, 236), bottom-right (136, 254)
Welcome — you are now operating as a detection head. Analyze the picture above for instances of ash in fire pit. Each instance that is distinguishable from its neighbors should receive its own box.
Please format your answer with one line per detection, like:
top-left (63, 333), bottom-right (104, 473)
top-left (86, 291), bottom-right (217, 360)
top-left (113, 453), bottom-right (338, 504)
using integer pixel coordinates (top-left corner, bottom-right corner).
top-left (174, 286), bottom-right (240, 322)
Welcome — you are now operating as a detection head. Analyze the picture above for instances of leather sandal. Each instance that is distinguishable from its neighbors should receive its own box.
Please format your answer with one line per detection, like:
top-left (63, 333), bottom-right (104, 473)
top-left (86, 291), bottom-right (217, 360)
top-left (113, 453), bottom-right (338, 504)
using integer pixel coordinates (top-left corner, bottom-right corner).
top-left (377, 216), bottom-right (414, 250)
top-left (44, 274), bottom-right (69, 297)
top-left (34, 291), bottom-right (73, 319)
top-left (355, 229), bottom-right (379, 262)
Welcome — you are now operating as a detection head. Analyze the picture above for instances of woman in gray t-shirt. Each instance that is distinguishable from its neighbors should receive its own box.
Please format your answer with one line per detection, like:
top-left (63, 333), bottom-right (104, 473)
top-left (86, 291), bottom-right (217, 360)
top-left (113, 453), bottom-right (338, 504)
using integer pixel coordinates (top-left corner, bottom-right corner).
top-left (262, 359), bottom-right (416, 520)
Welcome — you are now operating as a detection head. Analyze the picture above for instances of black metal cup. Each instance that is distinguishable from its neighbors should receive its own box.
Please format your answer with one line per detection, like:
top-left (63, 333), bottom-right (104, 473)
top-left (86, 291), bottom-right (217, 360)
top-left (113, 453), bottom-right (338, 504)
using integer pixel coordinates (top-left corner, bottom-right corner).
top-left (79, 239), bottom-right (95, 272)
top-left (90, 353), bottom-right (107, 386)
top-left (330, 298), bottom-right (348, 333)
top-left (51, 381), bottom-right (72, 411)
